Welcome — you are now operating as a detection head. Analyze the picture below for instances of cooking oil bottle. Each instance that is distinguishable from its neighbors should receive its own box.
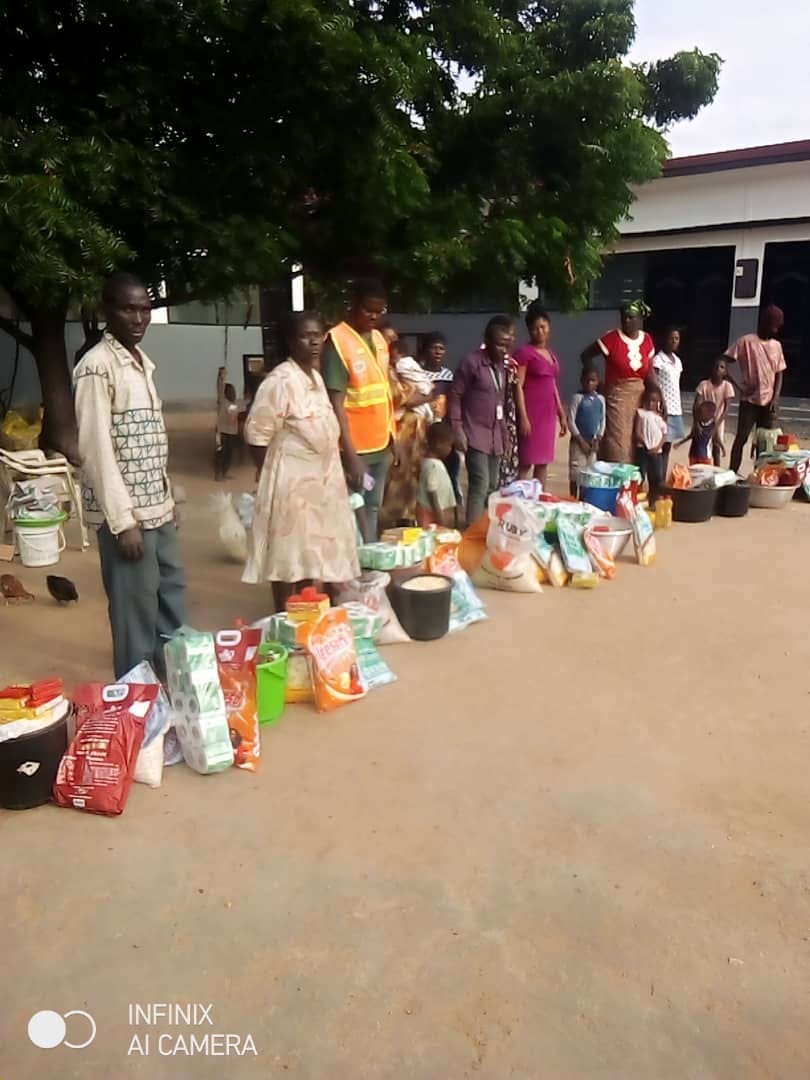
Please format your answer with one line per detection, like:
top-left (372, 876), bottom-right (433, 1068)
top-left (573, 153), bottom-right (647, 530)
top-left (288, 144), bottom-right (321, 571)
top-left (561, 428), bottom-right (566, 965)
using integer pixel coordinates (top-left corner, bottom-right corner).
top-left (655, 496), bottom-right (673, 529)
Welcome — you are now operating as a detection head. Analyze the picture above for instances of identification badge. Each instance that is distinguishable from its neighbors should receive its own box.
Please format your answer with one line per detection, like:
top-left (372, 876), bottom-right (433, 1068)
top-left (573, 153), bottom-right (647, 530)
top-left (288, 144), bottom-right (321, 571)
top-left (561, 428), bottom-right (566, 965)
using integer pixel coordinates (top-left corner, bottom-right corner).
top-left (496, 404), bottom-right (504, 421)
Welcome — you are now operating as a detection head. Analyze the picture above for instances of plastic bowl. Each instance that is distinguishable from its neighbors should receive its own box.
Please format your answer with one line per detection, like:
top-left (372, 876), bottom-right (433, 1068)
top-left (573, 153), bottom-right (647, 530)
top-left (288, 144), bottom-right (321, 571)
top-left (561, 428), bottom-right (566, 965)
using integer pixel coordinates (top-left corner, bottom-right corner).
top-left (716, 483), bottom-right (751, 518)
top-left (587, 516), bottom-right (633, 559)
top-left (661, 486), bottom-right (718, 523)
top-left (748, 484), bottom-right (799, 509)
top-left (580, 486), bottom-right (620, 513)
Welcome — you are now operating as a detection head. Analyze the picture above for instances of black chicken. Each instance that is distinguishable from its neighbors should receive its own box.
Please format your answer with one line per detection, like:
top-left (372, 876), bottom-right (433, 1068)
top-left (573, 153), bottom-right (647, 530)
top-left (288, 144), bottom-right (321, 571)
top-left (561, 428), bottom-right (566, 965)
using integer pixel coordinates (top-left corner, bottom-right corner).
top-left (46, 575), bottom-right (79, 605)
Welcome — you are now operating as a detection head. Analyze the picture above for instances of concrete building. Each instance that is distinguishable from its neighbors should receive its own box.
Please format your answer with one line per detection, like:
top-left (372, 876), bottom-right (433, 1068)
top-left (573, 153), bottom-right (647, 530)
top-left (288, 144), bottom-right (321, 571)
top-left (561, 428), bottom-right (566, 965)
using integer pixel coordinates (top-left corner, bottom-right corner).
top-left (391, 139), bottom-right (810, 402)
top-left (2, 140), bottom-right (809, 412)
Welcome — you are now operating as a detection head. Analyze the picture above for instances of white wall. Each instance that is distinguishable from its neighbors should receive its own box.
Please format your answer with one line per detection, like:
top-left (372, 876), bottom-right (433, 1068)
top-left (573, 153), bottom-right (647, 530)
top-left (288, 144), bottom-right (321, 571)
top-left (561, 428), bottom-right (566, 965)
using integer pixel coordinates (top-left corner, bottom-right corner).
top-left (624, 160), bottom-right (810, 235)
top-left (612, 161), bottom-right (810, 310)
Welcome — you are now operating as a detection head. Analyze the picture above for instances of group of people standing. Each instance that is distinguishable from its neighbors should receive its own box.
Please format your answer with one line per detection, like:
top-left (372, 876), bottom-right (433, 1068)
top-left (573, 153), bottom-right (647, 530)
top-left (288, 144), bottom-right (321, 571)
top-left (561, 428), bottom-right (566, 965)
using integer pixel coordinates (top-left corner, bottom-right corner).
top-left (576, 300), bottom-right (787, 505)
top-left (241, 287), bottom-right (791, 592)
top-left (72, 269), bottom-right (789, 684)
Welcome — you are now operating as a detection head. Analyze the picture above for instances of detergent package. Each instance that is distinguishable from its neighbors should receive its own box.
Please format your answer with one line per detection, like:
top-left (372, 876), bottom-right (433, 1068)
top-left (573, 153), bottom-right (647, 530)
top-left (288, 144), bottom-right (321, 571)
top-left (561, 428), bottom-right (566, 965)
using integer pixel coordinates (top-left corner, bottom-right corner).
top-left (583, 527), bottom-right (617, 580)
top-left (214, 628), bottom-right (262, 771)
top-left (631, 505), bottom-right (657, 566)
top-left (428, 544), bottom-right (487, 631)
top-left (532, 536), bottom-right (569, 587)
top-left (301, 608), bottom-right (367, 712)
top-left (164, 628), bottom-right (234, 775)
top-left (54, 683), bottom-right (158, 815)
top-left (354, 637), bottom-right (397, 690)
top-left (557, 518), bottom-right (599, 589)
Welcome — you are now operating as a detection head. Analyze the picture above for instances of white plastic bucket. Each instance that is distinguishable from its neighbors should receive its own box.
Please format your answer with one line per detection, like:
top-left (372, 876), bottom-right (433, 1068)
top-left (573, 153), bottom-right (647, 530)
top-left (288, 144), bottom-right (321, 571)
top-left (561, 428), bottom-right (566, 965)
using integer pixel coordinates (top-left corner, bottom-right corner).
top-left (13, 515), bottom-right (67, 567)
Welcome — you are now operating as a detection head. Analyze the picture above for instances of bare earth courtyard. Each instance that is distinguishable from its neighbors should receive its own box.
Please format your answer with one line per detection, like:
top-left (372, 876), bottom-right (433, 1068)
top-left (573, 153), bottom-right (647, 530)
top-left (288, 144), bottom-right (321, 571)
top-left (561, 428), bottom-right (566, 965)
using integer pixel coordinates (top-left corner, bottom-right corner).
top-left (2, 413), bottom-right (810, 1079)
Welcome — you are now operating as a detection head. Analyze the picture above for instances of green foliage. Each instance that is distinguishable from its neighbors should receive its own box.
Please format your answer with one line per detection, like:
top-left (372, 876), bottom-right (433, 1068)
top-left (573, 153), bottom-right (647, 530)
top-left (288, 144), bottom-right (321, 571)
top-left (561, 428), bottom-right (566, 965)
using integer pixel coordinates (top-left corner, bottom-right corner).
top-left (0, 0), bottom-right (721, 326)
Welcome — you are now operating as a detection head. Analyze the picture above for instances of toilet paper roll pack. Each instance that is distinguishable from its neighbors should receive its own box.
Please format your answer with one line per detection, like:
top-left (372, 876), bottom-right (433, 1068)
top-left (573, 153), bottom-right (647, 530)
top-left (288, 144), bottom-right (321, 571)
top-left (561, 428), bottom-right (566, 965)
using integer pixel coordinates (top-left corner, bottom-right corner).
top-left (164, 629), bottom-right (234, 775)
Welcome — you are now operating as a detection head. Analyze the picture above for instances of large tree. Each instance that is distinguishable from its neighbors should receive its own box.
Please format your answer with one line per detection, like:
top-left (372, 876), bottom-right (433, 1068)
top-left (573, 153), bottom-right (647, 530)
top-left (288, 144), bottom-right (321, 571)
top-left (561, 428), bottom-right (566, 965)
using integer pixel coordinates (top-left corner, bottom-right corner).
top-left (0, 0), bottom-right (719, 459)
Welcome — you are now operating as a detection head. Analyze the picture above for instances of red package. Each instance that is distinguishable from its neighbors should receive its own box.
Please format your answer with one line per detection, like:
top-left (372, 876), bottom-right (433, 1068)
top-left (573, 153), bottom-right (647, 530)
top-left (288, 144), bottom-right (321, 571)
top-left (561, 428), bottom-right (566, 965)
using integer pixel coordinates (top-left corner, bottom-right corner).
top-left (214, 628), bottom-right (262, 771)
top-left (53, 683), bottom-right (158, 815)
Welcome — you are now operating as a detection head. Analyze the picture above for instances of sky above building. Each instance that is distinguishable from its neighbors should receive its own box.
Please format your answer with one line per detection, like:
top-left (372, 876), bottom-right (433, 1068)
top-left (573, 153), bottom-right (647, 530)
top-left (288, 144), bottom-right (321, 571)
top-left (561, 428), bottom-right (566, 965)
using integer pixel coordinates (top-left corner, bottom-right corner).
top-left (631, 0), bottom-right (808, 157)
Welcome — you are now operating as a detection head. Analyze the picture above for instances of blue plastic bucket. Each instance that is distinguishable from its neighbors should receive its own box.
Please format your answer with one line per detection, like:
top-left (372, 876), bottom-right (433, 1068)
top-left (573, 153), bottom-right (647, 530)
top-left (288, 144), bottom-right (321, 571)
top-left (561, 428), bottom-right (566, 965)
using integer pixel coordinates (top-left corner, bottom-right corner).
top-left (581, 486), bottom-right (620, 513)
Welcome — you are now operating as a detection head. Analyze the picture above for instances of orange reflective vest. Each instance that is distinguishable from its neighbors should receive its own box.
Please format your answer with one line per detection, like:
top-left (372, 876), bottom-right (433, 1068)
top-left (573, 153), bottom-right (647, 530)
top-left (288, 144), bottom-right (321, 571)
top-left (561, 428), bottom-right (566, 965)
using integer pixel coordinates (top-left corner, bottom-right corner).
top-left (328, 322), bottom-right (394, 454)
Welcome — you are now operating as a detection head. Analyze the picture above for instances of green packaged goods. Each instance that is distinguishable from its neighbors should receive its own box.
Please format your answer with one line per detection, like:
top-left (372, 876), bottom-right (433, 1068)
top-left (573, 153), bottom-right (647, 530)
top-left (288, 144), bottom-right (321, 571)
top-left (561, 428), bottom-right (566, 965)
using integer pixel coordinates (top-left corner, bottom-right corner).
top-left (354, 636), bottom-right (397, 689)
top-left (339, 601), bottom-right (384, 641)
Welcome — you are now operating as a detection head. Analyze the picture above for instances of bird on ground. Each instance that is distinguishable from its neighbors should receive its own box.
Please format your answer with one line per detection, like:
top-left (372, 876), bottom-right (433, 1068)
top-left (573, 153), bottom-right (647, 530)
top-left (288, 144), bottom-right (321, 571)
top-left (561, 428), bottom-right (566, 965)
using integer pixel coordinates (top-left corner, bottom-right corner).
top-left (1, 574), bottom-right (34, 603)
top-left (46, 575), bottom-right (79, 605)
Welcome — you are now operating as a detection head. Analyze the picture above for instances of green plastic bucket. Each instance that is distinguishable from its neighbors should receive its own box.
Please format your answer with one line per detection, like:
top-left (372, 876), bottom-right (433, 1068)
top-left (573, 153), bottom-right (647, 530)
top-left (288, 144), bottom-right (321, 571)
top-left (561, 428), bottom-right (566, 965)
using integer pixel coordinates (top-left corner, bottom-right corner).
top-left (257, 643), bottom-right (288, 726)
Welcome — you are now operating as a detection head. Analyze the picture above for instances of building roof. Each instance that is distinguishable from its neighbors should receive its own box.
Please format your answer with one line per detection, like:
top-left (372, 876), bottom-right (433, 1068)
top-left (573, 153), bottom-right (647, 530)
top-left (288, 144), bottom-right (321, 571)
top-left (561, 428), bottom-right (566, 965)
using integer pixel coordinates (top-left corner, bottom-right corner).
top-left (664, 140), bottom-right (810, 177)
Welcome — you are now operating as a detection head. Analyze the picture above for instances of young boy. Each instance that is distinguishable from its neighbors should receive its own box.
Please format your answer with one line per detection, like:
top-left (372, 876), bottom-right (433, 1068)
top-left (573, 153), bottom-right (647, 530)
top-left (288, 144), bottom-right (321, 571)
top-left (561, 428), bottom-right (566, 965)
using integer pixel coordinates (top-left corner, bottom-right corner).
top-left (695, 358), bottom-right (735, 466)
top-left (677, 399), bottom-right (723, 465)
top-left (568, 368), bottom-right (606, 495)
top-left (416, 422), bottom-right (458, 527)
top-left (215, 383), bottom-right (241, 480)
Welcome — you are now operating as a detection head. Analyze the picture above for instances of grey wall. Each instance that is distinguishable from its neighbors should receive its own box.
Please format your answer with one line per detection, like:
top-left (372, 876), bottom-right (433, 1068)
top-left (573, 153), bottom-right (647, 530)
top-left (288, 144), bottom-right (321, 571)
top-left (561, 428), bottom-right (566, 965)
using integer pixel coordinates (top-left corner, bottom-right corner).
top-left (0, 322), bottom-right (263, 410)
top-left (727, 307), bottom-right (758, 345)
top-left (2, 307), bottom-right (664, 414)
top-left (389, 309), bottom-right (622, 404)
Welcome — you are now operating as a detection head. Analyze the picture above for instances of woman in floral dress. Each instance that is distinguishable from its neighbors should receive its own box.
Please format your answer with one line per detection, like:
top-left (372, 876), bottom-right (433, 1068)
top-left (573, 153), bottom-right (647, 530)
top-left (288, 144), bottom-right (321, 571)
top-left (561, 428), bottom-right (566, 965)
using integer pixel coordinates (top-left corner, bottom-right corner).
top-left (243, 311), bottom-right (359, 610)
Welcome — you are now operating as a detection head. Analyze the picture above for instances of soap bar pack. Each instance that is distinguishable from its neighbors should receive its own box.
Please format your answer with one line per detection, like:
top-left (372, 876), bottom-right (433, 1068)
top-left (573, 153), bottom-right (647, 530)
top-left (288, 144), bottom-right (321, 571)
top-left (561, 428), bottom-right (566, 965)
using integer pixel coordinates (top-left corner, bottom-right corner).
top-left (164, 628), bottom-right (234, 775)
top-left (263, 613), bottom-right (309, 650)
top-left (358, 543), bottom-right (398, 571)
top-left (338, 601), bottom-right (384, 642)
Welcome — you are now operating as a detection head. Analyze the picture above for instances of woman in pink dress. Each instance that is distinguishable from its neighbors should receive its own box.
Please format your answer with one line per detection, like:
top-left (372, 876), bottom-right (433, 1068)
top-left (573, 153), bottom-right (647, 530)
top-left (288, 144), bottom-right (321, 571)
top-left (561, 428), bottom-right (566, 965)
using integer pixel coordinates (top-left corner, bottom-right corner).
top-left (514, 304), bottom-right (567, 486)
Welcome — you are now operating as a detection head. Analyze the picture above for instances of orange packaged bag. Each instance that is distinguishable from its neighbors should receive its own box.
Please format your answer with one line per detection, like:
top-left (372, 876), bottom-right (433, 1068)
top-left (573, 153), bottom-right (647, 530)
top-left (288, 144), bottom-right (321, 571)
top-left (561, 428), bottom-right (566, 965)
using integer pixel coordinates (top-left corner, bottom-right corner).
top-left (301, 609), bottom-right (366, 713)
top-left (668, 463), bottom-right (691, 490)
top-left (583, 527), bottom-right (617, 580)
top-left (214, 628), bottom-right (262, 771)
top-left (457, 512), bottom-right (489, 574)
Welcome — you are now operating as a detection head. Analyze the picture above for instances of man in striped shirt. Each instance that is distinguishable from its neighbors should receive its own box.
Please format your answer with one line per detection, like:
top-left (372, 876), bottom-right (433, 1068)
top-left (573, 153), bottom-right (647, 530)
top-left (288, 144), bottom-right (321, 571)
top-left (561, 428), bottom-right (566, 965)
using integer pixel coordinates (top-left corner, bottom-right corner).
top-left (74, 272), bottom-right (186, 678)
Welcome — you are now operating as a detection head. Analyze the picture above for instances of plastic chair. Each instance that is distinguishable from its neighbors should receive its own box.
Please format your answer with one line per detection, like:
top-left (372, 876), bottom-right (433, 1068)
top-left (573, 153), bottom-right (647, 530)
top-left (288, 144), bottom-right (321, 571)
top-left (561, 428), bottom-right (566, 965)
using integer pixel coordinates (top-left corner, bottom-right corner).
top-left (0, 448), bottom-right (89, 550)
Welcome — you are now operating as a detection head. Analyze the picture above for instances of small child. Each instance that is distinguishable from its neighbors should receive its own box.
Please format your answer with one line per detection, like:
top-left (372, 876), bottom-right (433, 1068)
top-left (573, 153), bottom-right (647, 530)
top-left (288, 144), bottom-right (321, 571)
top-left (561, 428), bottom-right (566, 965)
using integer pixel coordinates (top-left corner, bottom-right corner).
top-left (416, 422), bottom-right (458, 527)
top-left (695, 357), bottom-right (735, 466)
top-left (677, 399), bottom-right (722, 466)
top-left (633, 385), bottom-right (668, 505)
top-left (568, 367), bottom-right (606, 496)
top-left (215, 383), bottom-right (240, 480)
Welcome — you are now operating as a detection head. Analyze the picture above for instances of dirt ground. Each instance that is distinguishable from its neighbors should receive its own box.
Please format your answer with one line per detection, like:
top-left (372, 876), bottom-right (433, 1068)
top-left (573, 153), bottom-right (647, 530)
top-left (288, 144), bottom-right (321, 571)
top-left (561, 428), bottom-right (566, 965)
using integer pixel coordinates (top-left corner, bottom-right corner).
top-left (2, 413), bottom-right (810, 1079)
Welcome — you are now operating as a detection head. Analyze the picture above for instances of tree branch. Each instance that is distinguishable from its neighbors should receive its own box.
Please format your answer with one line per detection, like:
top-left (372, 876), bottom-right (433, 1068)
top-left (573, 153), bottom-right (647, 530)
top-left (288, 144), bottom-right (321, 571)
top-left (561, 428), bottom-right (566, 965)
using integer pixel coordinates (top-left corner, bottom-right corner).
top-left (0, 314), bottom-right (33, 351)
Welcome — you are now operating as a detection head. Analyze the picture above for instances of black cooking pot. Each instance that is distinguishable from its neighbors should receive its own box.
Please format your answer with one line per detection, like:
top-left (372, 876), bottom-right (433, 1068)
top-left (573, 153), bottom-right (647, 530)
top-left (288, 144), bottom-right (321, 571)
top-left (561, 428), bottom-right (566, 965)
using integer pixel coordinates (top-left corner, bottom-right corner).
top-left (0, 711), bottom-right (68, 810)
top-left (390, 573), bottom-right (453, 641)
top-left (716, 483), bottom-right (751, 518)
top-left (662, 486), bottom-right (717, 523)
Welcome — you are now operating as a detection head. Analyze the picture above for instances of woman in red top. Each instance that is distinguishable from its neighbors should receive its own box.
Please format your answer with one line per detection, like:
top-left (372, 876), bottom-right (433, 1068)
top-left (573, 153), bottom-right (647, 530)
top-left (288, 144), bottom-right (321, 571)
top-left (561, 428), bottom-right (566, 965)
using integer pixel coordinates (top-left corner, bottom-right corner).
top-left (581, 300), bottom-right (655, 464)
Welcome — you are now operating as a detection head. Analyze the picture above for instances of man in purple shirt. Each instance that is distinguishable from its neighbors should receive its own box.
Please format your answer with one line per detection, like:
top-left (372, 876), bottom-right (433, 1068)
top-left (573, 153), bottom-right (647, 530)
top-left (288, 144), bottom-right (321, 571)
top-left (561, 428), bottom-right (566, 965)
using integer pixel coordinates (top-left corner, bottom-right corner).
top-left (449, 315), bottom-right (513, 525)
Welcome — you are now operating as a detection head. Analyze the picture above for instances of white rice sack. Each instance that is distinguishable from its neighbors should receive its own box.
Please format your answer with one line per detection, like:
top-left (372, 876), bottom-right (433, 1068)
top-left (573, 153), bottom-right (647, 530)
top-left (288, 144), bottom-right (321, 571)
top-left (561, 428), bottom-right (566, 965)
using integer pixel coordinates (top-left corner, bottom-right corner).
top-left (472, 551), bottom-right (542, 593)
top-left (120, 660), bottom-right (172, 788)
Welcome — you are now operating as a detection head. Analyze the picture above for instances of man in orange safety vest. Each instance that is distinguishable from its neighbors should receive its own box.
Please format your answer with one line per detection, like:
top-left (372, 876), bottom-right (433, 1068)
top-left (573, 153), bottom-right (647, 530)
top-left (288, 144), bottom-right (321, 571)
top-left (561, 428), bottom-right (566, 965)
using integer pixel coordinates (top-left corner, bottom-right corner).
top-left (322, 277), bottom-right (396, 539)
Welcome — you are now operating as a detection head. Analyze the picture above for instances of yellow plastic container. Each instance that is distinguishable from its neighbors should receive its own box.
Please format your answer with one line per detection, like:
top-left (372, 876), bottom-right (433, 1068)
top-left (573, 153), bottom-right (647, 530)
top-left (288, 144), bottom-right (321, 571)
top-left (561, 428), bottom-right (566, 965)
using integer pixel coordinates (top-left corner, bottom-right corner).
top-left (655, 497), bottom-right (673, 529)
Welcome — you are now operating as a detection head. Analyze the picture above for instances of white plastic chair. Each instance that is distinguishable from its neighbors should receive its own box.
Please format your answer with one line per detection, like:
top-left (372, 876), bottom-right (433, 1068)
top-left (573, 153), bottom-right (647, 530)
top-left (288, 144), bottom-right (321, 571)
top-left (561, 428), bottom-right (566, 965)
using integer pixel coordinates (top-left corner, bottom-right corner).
top-left (0, 448), bottom-right (89, 550)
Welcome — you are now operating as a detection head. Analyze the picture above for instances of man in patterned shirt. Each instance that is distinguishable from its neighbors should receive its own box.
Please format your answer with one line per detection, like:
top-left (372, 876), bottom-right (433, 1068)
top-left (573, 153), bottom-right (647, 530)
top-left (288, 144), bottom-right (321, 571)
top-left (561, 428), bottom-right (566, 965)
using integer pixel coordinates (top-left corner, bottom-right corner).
top-left (74, 271), bottom-right (187, 678)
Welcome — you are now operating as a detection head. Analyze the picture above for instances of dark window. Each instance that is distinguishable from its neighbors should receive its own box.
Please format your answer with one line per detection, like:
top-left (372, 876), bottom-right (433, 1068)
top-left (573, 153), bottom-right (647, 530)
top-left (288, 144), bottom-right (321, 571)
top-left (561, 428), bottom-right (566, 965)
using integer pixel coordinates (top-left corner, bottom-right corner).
top-left (589, 254), bottom-right (647, 310)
